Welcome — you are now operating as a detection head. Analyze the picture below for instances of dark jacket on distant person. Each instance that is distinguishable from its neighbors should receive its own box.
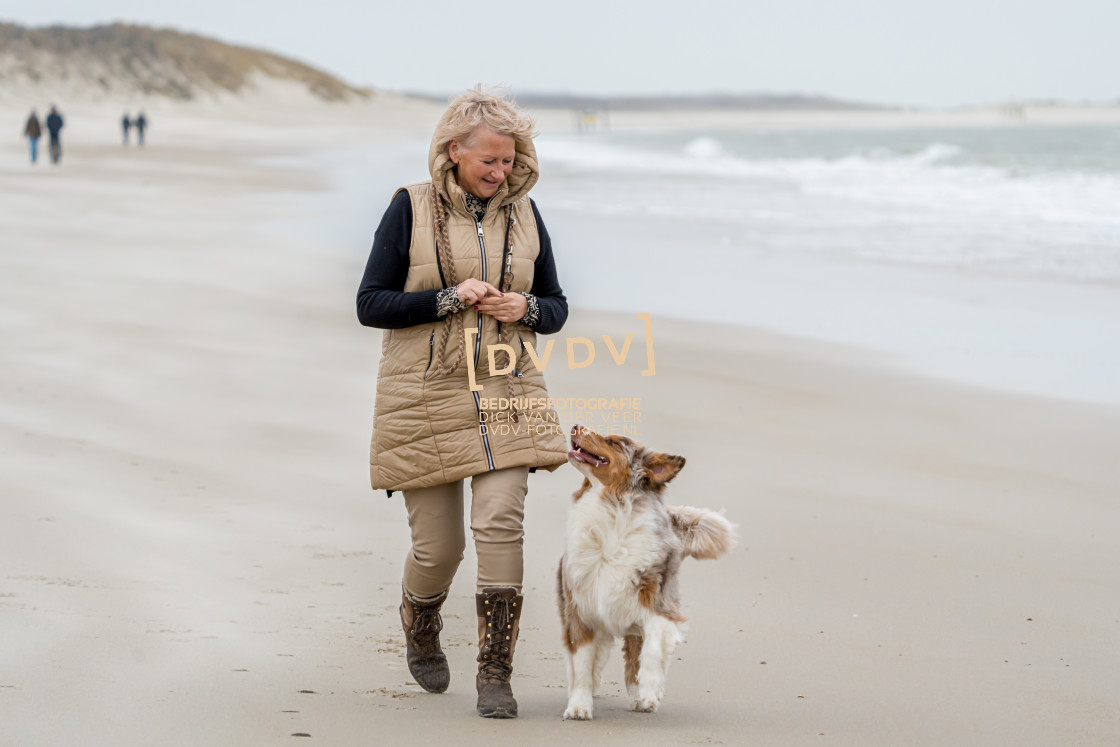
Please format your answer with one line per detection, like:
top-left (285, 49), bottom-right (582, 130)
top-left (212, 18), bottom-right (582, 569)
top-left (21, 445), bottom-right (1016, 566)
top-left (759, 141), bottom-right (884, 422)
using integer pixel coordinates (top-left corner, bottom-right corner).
top-left (23, 114), bottom-right (41, 139)
top-left (46, 112), bottom-right (64, 138)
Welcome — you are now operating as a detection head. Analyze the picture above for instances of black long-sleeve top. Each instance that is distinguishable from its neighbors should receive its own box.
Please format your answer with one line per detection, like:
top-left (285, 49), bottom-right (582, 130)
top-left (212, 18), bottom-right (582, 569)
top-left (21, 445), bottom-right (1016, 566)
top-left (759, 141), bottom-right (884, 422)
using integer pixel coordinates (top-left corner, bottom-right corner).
top-left (356, 191), bottom-right (568, 335)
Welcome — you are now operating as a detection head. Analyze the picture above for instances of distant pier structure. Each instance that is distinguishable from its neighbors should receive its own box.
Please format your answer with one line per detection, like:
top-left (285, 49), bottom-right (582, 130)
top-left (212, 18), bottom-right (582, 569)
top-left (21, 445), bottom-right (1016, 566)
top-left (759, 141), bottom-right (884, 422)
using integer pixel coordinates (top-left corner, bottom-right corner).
top-left (574, 106), bottom-right (610, 132)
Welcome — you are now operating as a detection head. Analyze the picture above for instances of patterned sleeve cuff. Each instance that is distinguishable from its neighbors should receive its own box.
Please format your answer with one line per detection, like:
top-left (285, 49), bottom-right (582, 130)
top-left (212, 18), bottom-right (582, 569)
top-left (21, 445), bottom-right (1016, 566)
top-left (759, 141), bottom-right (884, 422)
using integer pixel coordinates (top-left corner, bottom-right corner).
top-left (519, 292), bottom-right (541, 327)
top-left (436, 286), bottom-right (468, 318)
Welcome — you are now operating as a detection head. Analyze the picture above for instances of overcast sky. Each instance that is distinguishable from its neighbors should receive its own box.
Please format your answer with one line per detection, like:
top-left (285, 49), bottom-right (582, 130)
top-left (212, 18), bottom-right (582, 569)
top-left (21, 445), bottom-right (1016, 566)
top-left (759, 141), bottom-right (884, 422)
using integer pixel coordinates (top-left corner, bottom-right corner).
top-left (3, 0), bottom-right (1117, 107)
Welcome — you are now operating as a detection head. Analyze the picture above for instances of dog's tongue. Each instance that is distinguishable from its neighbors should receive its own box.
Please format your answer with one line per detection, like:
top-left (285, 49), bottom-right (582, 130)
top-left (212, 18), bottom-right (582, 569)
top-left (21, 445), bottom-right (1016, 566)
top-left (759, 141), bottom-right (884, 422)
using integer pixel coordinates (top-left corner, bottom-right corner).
top-left (568, 446), bottom-right (605, 467)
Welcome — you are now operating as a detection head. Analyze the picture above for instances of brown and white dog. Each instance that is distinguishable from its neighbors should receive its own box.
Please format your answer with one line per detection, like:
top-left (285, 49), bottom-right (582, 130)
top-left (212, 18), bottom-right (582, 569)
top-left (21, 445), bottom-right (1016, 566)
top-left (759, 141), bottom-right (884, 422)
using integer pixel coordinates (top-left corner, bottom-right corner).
top-left (557, 426), bottom-right (735, 720)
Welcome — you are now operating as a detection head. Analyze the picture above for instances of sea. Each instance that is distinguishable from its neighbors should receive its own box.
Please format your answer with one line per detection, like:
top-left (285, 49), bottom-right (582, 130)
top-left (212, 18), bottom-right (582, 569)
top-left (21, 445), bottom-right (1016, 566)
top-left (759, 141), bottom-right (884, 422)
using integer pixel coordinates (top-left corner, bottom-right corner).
top-left (535, 125), bottom-right (1120, 282)
top-left (277, 121), bottom-right (1120, 405)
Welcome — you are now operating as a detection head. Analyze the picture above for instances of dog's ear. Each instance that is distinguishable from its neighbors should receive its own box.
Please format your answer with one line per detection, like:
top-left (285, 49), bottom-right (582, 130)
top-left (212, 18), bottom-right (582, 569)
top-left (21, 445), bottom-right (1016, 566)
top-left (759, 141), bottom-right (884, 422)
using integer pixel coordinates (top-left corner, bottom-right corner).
top-left (642, 452), bottom-right (686, 488)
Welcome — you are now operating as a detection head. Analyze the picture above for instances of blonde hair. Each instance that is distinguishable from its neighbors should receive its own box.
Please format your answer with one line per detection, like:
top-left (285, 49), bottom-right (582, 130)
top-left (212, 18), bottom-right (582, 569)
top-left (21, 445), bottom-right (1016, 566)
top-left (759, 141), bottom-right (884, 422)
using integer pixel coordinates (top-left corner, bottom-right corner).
top-left (432, 84), bottom-right (537, 155)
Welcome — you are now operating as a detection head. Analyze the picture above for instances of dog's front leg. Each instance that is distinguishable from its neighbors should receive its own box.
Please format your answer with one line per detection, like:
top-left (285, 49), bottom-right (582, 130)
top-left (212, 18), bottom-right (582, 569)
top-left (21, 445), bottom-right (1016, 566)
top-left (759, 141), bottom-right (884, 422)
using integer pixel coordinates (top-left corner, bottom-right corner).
top-left (591, 634), bottom-right (612, 696)
top-left (563, 638), bottom-right (597, 720)
top-left (632, 616), bottom-right (682, 712)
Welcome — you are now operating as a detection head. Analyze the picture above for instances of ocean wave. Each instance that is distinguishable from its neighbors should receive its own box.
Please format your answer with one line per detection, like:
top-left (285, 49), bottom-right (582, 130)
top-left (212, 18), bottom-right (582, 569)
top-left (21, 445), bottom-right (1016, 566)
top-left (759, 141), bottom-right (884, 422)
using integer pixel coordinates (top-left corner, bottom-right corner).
top-left (542, 137), bottom-right (1120, 217)
top-left (682, 136), bottom-right (725, 159)
top-left (533, 135), bottom-right (1120, 281)
top-left (540, 137), bottom-right (979, 181)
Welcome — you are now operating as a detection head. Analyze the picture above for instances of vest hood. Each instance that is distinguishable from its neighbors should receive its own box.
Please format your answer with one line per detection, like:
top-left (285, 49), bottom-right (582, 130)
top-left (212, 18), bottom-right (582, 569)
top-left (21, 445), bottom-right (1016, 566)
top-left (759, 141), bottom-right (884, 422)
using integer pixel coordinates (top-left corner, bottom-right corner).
top-left (428, 126), bottom-right (539, 210)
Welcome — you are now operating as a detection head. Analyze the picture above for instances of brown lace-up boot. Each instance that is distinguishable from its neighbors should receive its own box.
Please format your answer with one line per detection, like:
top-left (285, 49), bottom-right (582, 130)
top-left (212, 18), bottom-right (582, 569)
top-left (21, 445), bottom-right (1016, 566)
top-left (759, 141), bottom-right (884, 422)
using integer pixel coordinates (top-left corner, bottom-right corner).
top-left (400, 588), bottom-right (450, 693)
top-left (475, 586), bottom-right (523, 718)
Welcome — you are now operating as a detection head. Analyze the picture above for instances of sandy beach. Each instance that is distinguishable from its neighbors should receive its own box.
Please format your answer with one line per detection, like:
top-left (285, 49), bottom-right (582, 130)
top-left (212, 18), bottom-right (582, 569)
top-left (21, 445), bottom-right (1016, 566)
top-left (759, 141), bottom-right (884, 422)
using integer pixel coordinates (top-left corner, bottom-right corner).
top-left (1, 97), bottom-right (1119, 746)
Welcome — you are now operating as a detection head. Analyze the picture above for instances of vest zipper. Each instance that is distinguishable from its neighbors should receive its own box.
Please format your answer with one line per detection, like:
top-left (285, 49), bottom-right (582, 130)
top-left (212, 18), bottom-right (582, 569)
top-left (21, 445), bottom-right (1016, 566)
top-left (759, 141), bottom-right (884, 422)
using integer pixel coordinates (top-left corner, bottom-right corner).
top-left (497, 208), bottom-right (515, 374)
top-left (463, 195), bottom-right (495, 471)
top-left (424, 331), bottom-right (434, 378)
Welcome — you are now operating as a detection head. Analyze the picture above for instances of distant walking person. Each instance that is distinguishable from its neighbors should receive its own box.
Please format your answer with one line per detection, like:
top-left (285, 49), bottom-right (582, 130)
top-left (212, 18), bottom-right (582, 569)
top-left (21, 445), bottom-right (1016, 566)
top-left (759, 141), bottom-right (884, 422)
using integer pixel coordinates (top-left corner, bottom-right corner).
top-left (45, 105), bottom-right (64, 164)
top-left (134, 112), bottom-right (147, 146)
top-left (23, 109), bottom-right (41, 164)
top-left (121, 112), bottom-right (131, 145)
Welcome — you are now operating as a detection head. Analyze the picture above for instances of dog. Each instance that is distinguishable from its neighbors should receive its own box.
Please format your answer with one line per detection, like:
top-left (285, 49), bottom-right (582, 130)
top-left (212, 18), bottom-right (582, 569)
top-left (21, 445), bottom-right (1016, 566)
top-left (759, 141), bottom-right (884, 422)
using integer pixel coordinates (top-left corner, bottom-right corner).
top-left (557, 425), bottom-right (735, 720)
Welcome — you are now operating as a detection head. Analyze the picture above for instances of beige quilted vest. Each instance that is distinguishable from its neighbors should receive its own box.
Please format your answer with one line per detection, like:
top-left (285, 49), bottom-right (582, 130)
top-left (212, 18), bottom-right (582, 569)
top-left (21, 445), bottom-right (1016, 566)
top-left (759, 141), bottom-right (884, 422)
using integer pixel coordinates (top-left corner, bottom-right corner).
top-left (368, 134), bottom-right (568, 491)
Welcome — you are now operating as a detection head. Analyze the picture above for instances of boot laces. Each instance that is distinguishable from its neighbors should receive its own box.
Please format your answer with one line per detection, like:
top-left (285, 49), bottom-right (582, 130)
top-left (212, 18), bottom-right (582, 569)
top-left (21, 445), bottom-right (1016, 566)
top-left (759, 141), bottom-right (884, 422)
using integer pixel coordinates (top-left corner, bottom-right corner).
top-left (410, 603), bottom-right (443, 644)
top-left (479, 658), bottom-right (512, 681)
top-left (480, 592), bottom-right (514, 679)
top-left (489, 594), bottom-right (512, 636)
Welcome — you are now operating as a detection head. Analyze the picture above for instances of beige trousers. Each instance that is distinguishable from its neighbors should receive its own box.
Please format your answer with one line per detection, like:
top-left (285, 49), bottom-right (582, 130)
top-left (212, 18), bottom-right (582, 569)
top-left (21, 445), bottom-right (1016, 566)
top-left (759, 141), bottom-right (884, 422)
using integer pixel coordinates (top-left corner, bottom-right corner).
top-left (402, 466), bottom-right (530, 598)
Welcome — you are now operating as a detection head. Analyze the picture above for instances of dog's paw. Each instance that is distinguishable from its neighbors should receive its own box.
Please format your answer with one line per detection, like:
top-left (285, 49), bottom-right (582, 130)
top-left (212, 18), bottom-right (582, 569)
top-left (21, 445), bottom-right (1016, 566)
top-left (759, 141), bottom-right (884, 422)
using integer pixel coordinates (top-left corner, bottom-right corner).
top-left (630, 697), bottom-right (660, 713)
top-left (563, 703), bottom-right (594, 720)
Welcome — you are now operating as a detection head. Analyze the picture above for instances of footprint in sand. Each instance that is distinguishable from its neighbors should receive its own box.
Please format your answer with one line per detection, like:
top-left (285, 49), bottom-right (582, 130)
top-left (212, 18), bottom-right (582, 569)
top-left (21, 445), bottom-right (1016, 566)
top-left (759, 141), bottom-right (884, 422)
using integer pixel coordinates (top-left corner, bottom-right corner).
top-left (362, 688), bottom-right (414, 699)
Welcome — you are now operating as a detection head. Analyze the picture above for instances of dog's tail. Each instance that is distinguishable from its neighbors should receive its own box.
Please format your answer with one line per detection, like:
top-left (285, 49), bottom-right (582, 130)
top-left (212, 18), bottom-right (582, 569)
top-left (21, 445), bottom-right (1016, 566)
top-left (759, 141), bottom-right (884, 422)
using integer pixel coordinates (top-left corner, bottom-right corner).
top-left (667, 506), bottom-right (736, 560)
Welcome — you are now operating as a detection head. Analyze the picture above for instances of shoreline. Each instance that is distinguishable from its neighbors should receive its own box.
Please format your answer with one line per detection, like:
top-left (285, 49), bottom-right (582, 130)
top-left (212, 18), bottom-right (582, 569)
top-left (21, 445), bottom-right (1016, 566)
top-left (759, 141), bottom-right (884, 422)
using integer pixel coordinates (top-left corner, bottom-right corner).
top-left (2, 103), bottom-right (1118, 745)
top-left (565, 302), bottom-right (1120, 411)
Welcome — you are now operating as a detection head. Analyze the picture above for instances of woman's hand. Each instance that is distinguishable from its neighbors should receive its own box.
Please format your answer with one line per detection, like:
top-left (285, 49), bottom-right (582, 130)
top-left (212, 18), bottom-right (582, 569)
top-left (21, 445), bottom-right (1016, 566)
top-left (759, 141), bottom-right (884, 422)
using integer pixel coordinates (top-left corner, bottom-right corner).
top-left (456, 278), bottom-right (503, 305)
top-left (475, 291), bottom-right (528, 323)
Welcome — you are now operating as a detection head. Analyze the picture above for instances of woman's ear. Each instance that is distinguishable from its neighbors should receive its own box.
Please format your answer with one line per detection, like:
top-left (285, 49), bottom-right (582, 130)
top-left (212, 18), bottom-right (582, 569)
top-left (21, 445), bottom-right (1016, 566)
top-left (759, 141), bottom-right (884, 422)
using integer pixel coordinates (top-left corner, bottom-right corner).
top-left (448, 140), bottom-right (461, 165)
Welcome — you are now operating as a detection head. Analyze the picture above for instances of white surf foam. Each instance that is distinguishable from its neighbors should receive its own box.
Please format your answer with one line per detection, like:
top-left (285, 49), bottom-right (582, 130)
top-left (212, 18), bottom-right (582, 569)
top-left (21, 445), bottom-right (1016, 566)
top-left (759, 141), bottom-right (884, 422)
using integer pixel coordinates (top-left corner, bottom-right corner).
top-left (534, 136), bottom-right (1120, 281)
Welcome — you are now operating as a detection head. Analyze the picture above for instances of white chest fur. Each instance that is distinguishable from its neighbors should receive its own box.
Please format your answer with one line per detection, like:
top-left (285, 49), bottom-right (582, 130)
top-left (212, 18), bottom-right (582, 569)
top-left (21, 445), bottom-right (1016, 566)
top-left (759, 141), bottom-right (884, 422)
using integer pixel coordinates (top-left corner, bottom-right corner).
top-left (562, 485), bottom-right (671, 637)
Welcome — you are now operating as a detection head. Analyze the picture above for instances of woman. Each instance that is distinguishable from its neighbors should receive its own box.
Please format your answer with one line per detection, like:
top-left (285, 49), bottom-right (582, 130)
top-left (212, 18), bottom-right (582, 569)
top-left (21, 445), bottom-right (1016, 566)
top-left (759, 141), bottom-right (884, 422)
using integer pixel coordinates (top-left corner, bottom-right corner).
top-left (23, 109), bottom-right (41, 164)
top-left (357, 87), bottom-right (569, 718)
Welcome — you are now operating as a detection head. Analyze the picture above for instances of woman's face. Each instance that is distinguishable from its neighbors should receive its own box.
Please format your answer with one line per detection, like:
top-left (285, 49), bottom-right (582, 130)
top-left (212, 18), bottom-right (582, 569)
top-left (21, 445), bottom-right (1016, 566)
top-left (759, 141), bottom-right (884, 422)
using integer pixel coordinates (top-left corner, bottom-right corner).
top-left (448, 126), bottom-right (516, 200)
